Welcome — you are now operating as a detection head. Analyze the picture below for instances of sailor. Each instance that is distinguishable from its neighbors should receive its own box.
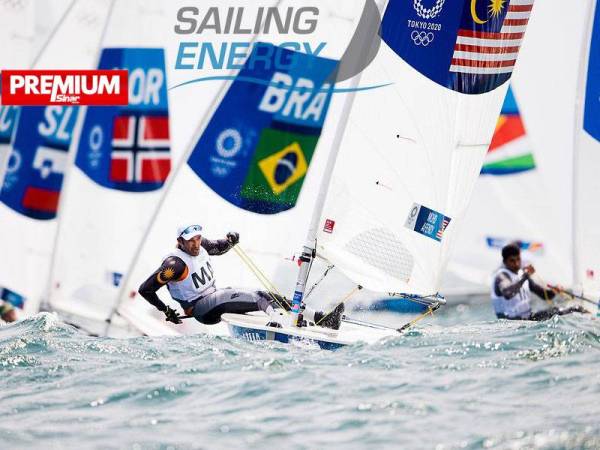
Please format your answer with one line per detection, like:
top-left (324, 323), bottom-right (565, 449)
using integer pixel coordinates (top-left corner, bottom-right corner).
top-left (138, 224), bottom-right (344, 329)
top-left (491, 243), bottom-right (587, 321)
top-left (0, 301), bottom-right (17, 323)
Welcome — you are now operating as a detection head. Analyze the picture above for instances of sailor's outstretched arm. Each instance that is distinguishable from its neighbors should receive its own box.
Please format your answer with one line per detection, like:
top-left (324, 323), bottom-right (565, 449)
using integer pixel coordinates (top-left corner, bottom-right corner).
top-left (495, 272), bottom-right (528, 299)
top-left (528, 279), bottom-right (556, 301)
top-left (138, 256), bottom-right (188, 311)
top-left (201, 232), bottom-right (239, 256)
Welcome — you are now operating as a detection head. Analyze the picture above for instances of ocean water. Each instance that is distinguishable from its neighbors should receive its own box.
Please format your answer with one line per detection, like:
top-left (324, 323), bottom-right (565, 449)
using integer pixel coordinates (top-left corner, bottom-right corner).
top-left (1, 301), bottom-right (599, 450)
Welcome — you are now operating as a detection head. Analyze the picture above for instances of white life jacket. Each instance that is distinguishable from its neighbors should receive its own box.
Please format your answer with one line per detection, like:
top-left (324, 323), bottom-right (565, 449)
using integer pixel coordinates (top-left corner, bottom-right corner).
top-left (490, 267), bottom-right (532, 319)
top-left (165, 248), bottom-right (216, 305)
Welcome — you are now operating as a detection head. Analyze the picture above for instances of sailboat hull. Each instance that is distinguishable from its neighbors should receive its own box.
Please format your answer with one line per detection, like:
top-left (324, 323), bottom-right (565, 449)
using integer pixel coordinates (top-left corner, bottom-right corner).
top-left (222, 313), bottom-right (395, 350)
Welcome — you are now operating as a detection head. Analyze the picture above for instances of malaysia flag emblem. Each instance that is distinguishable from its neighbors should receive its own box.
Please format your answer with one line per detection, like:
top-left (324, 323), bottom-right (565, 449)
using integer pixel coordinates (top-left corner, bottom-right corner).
top-left (450, 0), bottom-right (534, 77)
top-left (110, 115), bottom-right (170, 184)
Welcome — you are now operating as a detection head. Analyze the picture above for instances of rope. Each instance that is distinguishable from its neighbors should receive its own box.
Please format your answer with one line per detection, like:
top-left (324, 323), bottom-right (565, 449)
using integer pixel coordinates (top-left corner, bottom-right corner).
top-left (398, 303), bottom-right (441, 332)
top-left (532, 273), bottom-right (570, 305)
top-left (532, 273), bottom-right (593, 311)
top-left (305, 264), bottom-right (335, 300)
top-left (315, 285), bottom-right (362, 326)
top-left (343, 300), bottom-right (443, 333)
top-left (232, 245), bottom-right (291, 311)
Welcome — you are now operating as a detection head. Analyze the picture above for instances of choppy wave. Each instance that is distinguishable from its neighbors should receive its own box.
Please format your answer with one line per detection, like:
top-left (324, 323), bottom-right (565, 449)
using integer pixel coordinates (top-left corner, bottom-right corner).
top-left (0, 305), bottom-right (599, 449)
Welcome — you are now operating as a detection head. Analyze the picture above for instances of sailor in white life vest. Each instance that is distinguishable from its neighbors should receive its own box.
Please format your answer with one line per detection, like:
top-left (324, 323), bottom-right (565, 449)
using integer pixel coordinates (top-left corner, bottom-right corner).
top-left (491, 243), bottom-right (586, 321)
top-left (138, 224), bottom-right (344, 328)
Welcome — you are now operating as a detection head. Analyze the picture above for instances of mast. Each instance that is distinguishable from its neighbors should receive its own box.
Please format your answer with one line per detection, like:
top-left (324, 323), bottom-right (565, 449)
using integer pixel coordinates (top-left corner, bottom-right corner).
top-left (290, 0), bottom-right (386, 325)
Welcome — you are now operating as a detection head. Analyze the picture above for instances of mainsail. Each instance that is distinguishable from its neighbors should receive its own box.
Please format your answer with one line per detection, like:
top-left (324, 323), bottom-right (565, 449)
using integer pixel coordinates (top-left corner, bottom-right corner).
top-left (46, 0), bottom-right (177, 335)
top-left (112, 1), bottom-right (364, 334)
top-left (445, 86), bottom-right (570, 293)
top-left (307, 0), bottom-right (535, 300)
top-left (0, 0), bottom-right (112, 318)
top-left (574, 0), bottom-right (600, 299)
top-left (445, 0), bottom-right (600, 302)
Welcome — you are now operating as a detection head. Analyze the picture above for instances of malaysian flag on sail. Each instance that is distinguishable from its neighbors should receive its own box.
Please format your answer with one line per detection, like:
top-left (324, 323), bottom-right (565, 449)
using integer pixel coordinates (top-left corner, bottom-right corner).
top-left (450, 0), bottom-right (534, 93)
top-left (381, 0), bottom-right (535, 94)
top-left (450, 0), bottom-right (534, 74)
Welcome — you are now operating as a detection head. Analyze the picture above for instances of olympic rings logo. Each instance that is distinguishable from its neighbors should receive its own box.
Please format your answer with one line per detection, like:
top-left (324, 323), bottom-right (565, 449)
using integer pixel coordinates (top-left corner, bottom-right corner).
top-left (411, 31), bottom-right (434, 46)
top-left (413, 0), bottom-right (446, 19)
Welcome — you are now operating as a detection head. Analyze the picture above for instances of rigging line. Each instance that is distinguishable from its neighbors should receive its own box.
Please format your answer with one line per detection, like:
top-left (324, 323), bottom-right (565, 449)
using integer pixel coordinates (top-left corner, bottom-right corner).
top-left (546, 284), bottom-right (597, 307)
top-left (233, 248), bottom-right (288, 311)
top-left (305, 264), bottom-right (335, 300)
top-left (234, 245), bottom-right (283, 297)
top-left (531, 273), bottom-right (567, 305)
top-left (315, 285), bottom-right (362, 326)
top-left (232, 245), bottom-right (291, 311)
top-left (302, 238), bottom-right (317, 297)
top-left (397, 302), bottom-right (442, 333)
top-left (232, 247), bottom-right (282, 299)
top-left (342, 300), bottom-right (443, 333)
top-left (532, 273), bottom-right (593, 311)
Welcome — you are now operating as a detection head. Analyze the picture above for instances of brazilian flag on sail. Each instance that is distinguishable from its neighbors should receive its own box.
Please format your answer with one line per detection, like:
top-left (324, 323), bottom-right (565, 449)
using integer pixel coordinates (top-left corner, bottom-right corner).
top-left (187, 42), bottom-right (337, 215)
top-left (241, 128), bottom-right (319, 210)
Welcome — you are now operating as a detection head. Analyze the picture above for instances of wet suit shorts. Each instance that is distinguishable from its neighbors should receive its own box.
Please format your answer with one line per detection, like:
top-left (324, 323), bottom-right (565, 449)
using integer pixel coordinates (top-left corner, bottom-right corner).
top-left (192, 289), bottom-right (289, 325)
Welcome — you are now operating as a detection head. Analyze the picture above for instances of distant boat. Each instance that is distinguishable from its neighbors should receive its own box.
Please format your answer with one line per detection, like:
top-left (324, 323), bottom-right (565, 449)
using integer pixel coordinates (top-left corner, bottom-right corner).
top-left (0, 0), bottom-right (111, 320)
top-left (445, 0), bottom-right (600, 314)
top-left (224, 0), bottom-right (536, 346)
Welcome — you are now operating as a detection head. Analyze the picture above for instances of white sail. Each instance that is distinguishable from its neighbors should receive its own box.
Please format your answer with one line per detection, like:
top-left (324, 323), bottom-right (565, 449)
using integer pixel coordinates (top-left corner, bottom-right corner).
top-left (0, 0), bottom-right (34, 192)
top-left (573, 0), bottom-right (600, 299)
top-left (509, 0), bottom-right (592, 287)
top-left (445, 86), bottom-right (571, 293)
top-left (0, 0), bottom-right (112, 318)
top-left (113, 1), bottom-right (366, 334)
top-left (46, 0), bottom-right (178, 334)
top-left (445, 0), bottom-right (598, 300)
top-left (315, 0), bottom-right (534, 297)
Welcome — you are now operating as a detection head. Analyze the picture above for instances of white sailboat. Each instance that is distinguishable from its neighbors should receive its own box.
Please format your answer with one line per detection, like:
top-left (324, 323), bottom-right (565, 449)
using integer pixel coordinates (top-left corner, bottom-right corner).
top-left (46, 0), bottom-right (183, 337)
top-left (445, 0), bottom-right (600, 314)
top-left (0, 0), bottom-right (112, 319)
top-left (444, 85), bottom-right (568, 297)
top-left (224, 0), bottom-right (537, 347)
top-left (109, 1), bottom-right (366, 337)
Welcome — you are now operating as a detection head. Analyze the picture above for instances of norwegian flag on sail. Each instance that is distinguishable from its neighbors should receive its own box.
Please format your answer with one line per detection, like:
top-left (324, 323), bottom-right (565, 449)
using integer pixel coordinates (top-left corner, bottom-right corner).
top-left (450, 0), bottom-right (534, 76)
top-left (110, 115), bottom-right (170, 184)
